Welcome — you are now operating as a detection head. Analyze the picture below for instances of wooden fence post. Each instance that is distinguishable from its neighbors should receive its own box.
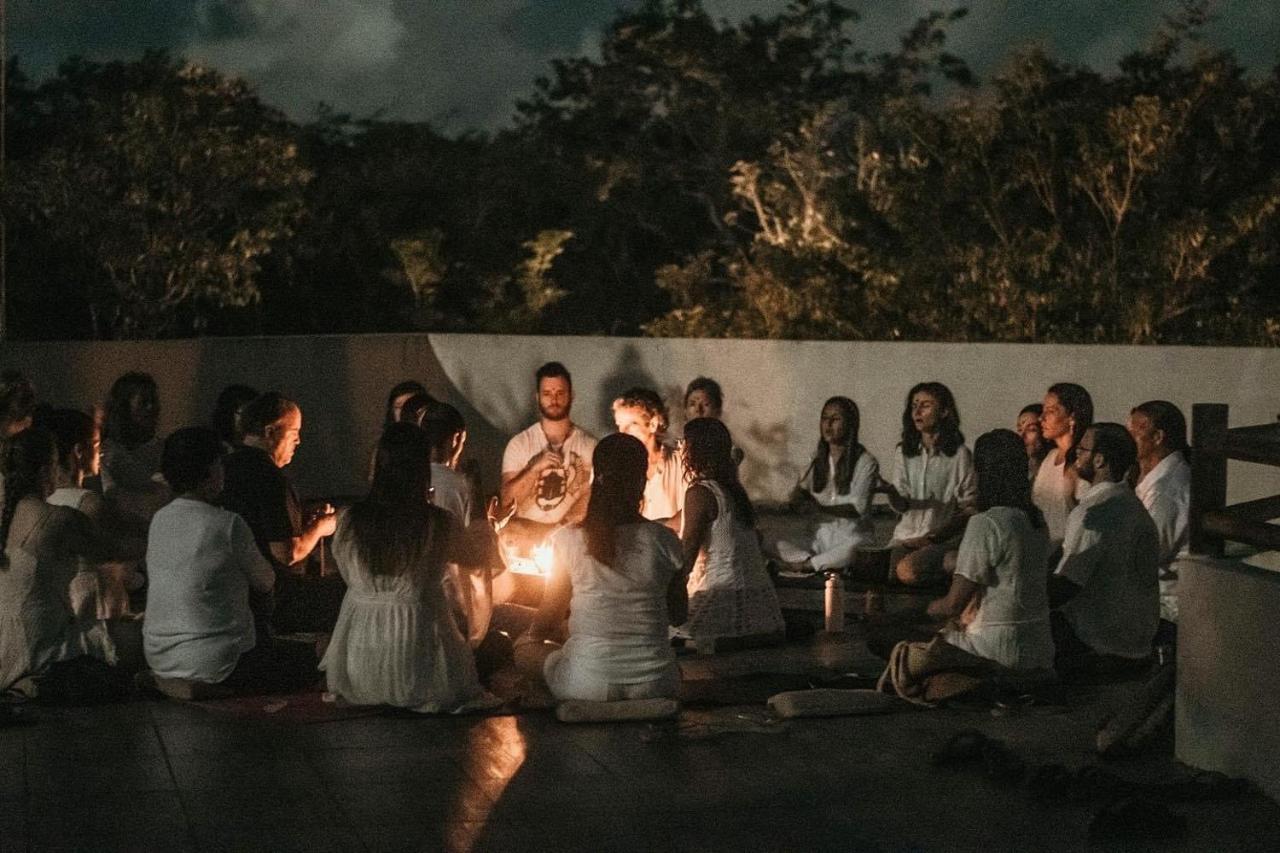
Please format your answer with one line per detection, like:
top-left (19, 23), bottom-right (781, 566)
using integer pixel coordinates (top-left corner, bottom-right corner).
top-left (1190, 403), bottom-right (1228, 557)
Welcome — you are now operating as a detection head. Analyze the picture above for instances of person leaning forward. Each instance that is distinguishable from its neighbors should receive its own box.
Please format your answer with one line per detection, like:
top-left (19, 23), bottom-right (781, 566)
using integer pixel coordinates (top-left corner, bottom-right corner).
top-left (221, 392), bottom-right (342, 634)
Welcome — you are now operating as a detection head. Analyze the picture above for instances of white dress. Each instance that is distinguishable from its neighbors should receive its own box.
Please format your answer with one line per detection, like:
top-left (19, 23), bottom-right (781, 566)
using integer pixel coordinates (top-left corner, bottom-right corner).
top-left (678, 481), bottom-right (785, 645)
top-left (320, 508), bottom-right (495, 713)
top-left (543, 524), bottom-right (683, 701)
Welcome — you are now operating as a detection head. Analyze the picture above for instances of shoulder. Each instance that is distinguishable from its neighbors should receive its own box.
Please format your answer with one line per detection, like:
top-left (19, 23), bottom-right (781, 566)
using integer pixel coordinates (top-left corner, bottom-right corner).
top-left (854, 450), bottom-right (879, 472)
top-left (569, 425), bottom-right (598, 451)
top-left (951, 444), bottom-right (974, 465)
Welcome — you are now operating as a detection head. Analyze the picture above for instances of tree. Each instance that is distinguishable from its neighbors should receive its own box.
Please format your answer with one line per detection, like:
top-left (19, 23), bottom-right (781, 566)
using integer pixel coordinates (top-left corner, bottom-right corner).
top-left (5, 52), bottom-right (309, 338)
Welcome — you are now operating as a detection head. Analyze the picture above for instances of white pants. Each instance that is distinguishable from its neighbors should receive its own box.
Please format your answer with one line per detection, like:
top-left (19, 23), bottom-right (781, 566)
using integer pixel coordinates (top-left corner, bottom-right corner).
top-left (543, 647), bottom-right (679, 702)
top-left (776, 518), bottom-right (871, 572)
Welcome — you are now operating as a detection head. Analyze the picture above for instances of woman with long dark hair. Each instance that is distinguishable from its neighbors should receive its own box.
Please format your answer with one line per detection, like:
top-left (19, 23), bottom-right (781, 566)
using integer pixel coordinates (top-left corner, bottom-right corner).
top-left (101, 371), bottom-right (169, 531)
top-left (0, 429), bottom-right (120, 695)
top-left (1033, 382), bottom-right (1093, 549)
top-left (776, 397), bottom-right (879, 573)
top-left (880, 382), bottom-right (977, 586)
top-left (211, 384), bottom-right (258, 452)
top-left (321, 423), bottom-right (497, 713)
top-left (878, 430), bottom-right (1055, 704)
top-left (924, 430), bottom-right (1054, 671)
top-left (525, 433), bottom-right (686, 700)
top-left (676, 418), bottom-right (784, 650)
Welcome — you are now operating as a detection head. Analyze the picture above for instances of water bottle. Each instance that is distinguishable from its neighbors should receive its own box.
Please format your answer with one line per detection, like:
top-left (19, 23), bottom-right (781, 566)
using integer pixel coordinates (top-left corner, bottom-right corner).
top-left (824, 571), bottom-right (845, 633)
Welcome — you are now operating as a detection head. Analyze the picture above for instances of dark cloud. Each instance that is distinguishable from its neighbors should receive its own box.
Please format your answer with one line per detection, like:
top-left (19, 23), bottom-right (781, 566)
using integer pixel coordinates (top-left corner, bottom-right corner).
top-left (7, 1), bottom-right (1278, 133)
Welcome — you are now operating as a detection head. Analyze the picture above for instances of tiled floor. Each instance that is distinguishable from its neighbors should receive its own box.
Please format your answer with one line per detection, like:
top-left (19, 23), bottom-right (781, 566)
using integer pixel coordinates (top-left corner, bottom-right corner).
top-left (3, 633), bottom-right (1279, 852)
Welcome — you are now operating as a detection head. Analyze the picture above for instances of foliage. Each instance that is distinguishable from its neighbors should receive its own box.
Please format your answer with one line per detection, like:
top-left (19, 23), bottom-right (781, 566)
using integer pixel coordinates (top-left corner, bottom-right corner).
top-left (5, 52), bottom-right (309, 338)
top-left (3, 1), bottom-right (1278, 345)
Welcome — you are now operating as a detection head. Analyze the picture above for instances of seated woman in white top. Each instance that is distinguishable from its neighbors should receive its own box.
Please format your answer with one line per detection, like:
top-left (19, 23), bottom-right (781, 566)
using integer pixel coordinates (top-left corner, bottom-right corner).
top-left (776, 396), bottom-right (879, 573)
top-left (47, 409), bottom-right (145, 618)
top-left (144, 427), bottom-right (280, 689)
top-left (1033, 382), bottom-right (1092, 551)
top-left (925, 430), bottom-right (1055, 672)
top-left (525, 433), bottom-right (686, 701)
top-left (321, 423), bottom-right (499, 713)
top-left (879, 382), bottom-right (977, 586)
top-left (100, 372), bottom-right (170, 537)
top-left (675, 418), bottom-right (785, 650)
top-left (0, 429), bottom-right (121, 696)
top-left (612, 387), bottom-right (686, 532)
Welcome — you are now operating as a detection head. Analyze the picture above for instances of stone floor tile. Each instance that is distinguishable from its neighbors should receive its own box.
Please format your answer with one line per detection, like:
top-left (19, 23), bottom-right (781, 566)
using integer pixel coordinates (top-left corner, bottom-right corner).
top-left (311, 746), bottom-right (461, 789)
top-left (167, 752), bottom-right (325, 791)
top-left (26, 791), bottom-right (188, 849)
top-left (155, 722), bottom-right (291, 756)
top-left (192, 821), bottom-right (362, 853)
top-left (328, 780), bottom-right (500, 827)
top-left (25, 754), bottom-right (175, 794)
top-left (178, 785), bottom-right (337, 828)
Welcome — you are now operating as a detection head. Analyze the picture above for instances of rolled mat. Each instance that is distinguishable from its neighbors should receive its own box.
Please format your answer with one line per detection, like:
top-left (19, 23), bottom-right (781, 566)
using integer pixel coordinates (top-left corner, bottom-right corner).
top-left (767, 688), bottom-right (903, 718)
top-left (555, 698), bottom-right (680, 723)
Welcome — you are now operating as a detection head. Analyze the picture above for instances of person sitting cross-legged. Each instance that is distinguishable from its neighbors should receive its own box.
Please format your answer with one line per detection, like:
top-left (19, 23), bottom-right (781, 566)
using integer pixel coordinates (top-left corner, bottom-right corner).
top-left (775, 396), bottom-right (879, 574)
top-left (521, 433), bottom-right (686, 702)
top-left (875, 431), bottom-right (1055, 704)
top-left (879, 382), bottom-right (977, 586)
top-left (320, 423), bottom-right (500, 713)
top-left (143, 427), bottom-right (316, 694)
top-left (1049, 423), bottom-right (1160, 673)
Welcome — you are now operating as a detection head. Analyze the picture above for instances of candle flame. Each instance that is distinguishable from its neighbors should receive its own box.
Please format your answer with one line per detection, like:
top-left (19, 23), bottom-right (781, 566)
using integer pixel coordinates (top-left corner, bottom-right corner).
top-left (533, 543), bottom-right (554, 575)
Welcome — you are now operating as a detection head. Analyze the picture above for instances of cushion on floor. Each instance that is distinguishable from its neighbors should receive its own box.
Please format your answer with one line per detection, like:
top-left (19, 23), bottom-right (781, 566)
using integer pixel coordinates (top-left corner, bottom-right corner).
top-left (767, 688), bottom-right (902, 718)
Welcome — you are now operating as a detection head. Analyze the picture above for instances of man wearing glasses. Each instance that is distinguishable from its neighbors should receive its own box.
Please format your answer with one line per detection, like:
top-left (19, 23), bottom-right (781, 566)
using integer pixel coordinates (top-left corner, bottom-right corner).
top-left (1049, 423), bottom-right (1160, 670)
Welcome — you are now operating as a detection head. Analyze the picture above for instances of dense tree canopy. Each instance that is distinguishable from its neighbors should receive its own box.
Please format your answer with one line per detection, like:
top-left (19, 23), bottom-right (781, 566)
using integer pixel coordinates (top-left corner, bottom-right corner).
top-left (3, 1), bottom-right (1278, 343)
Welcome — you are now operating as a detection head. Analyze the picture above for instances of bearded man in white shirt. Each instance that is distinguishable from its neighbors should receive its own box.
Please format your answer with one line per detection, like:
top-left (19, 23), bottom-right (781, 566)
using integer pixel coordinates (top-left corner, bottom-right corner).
top-left (1050, 423), bottom-right (1160, 670)
top-left (1128, 401), bottom-right (1190, 637)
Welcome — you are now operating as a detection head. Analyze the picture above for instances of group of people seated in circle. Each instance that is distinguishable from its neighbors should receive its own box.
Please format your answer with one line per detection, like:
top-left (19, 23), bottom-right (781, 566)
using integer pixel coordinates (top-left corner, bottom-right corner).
top-left (0, 361), bottom-right (1189, 713)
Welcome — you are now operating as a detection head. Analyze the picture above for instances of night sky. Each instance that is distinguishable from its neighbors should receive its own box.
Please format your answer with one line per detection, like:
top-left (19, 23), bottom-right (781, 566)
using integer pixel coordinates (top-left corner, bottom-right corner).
top-left (10, 1), bottom-right (1280, 134)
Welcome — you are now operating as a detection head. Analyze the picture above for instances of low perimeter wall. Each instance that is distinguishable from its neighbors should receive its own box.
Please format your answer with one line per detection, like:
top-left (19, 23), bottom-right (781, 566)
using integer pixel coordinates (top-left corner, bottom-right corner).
top-left (2, 333), bottom-right (1279, 503)
top-left (1177, 556), bottom-right (1280, 802)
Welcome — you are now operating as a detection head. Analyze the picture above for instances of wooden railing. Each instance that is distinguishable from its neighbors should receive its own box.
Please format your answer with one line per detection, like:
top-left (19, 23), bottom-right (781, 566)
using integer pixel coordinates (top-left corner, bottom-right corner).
top-left (1189, 404), bottom-right (1280, 555)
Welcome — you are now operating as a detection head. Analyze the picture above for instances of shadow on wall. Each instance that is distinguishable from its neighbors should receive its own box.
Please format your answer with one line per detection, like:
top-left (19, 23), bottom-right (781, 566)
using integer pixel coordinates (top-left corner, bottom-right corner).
top-left (740, 419), bottom-right (796, 498)
top-left (416, 343), bottom-right (511, 502)
top-left (594, 342), bottom-right (661, 432)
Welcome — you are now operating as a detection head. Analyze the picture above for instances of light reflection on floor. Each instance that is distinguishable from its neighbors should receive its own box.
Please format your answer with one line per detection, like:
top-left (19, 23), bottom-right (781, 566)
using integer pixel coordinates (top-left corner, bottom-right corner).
top-left (448, 716), bottom-right (527, 852)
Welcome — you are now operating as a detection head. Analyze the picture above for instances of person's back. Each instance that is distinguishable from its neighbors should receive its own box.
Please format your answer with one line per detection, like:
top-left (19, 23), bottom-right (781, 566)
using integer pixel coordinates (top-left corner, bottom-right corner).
top-left (943, 506), bottom-right (1053, 671)
top-left (144, 498), bottom-right (270, 683)
top-left (682, 479), bottom-right (785, 645)
top-left (1057, 481), bottom-right (1160, 659)
top-left (321, 424), bottom-right (495, 713)
top-left (553, 523), bottom-right (681, 685)
top-left (0, 498), bottom-right (108, 689)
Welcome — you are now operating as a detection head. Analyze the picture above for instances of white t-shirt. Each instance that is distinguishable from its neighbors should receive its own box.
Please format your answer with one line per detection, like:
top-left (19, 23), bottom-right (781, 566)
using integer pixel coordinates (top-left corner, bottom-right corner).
top-left (642, 443), bottom-right (686, 523)
top-left (1056, 480), bottom-right (1160, 659)
top-left (1135, 451), bottom-right (1191, 623)
top-left (944, 507), bottom-right (1054, 670)
top-left (890, 444), bottom-right (977, 542)
top-left (143, 497), bottom-right (274, 683)
top-left (431, 463), bottom-right (472, 525)
top-left (501, 422), bottom-right (597, 525)
top-left (1032, 451), bottom-right (1089, 547)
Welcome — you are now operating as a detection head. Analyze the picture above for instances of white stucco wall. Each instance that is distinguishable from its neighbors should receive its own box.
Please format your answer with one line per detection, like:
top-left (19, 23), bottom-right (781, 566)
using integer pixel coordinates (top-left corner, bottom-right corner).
top-left (3, 333), bottom-right (1278, 504)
